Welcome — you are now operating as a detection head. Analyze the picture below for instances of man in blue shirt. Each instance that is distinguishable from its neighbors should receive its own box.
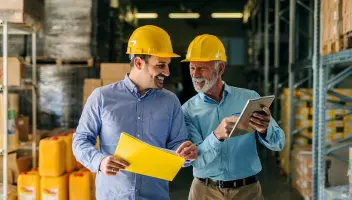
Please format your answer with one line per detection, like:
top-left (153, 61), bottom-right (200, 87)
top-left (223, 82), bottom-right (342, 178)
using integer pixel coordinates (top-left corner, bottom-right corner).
top-left (72, 25), bottom-right (198, 200)
top-left (181, 34), bottom-right (285, 200)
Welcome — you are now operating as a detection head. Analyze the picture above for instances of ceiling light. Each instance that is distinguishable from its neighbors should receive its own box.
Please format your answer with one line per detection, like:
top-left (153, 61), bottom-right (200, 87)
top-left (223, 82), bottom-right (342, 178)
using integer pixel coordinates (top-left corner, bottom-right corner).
top-left (211, 13), bottom-right (243, 18)
top-left (169, 13), bottom-right (200, 19)
top-left (135, 13), bottom-right (158, 19)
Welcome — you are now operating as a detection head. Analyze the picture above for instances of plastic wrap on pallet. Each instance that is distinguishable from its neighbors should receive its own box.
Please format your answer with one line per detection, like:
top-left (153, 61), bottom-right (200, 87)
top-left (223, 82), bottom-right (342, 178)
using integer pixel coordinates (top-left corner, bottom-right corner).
top-left (325, 185), bottom-right (350, 200)
top-left (0, 35), bottom-right (25, 56)
top-left (22, 65), bottom-right (99, 130)
top-left (44, 0), bottom-right (92, 59)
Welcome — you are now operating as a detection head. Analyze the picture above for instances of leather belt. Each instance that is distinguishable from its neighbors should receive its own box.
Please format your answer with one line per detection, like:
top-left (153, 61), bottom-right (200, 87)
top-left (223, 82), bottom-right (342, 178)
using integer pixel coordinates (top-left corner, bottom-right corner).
top-left (197, 175), bottom-right (258, 189)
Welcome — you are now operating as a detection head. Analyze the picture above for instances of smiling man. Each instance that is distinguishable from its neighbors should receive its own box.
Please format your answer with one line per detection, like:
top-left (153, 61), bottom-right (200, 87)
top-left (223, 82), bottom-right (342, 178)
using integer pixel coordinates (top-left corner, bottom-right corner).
top-left (181, 34), bottom-right (285, 200)
top-left (72, 25), bottom-right (198, 200)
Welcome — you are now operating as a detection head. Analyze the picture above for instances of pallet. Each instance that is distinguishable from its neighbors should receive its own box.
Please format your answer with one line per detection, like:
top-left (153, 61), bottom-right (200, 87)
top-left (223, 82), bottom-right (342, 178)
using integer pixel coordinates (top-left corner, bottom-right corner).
top-left (26, 56), bottom-right (94, 67)
top-left (343, 31), bottom-right (352, 50)
top-left (322, 32), bottom-right (352, 55)
top-left (322, 37), bottom-right (344, 55)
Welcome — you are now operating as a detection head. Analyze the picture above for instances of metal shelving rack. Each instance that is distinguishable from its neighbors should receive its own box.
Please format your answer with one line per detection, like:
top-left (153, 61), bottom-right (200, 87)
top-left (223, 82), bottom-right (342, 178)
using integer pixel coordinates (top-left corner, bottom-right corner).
top-left (0, 20), bottom-right (37, 199)
top-left (246, 0), bottom-right (352, 199)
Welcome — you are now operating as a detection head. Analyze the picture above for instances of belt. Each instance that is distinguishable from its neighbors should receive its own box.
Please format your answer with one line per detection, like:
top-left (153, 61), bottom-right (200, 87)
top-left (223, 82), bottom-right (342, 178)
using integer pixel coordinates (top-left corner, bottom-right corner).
top-left (197, 175), bottom-right (258, 189)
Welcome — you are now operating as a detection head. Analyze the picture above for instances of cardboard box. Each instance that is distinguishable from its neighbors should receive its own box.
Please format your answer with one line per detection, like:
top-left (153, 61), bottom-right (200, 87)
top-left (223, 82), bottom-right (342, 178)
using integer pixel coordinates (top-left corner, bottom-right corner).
top-left (100, 63), bottom-right (130, 82)
top-left (17, 115), bottom-right (29, 141)
top-left (83, 79), bottom-right (102, 105)
top-left (0, 0), bottom-right (44, 28)
top-left (102, 80), bottom-right (116, 86)
top-left (0, 57), bottom-right (24, 86)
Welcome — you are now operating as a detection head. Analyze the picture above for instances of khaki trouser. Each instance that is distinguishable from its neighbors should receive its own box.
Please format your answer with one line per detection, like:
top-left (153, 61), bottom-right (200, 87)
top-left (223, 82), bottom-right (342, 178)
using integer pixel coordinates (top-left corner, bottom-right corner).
top-left (188, 178), bottom-right (264, 200)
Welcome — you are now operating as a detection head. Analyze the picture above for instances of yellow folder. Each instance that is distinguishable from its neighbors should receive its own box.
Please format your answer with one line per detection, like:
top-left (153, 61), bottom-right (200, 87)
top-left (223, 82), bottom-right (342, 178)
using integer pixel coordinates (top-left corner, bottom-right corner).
top-left (114, 132), bottom-right (185, 181)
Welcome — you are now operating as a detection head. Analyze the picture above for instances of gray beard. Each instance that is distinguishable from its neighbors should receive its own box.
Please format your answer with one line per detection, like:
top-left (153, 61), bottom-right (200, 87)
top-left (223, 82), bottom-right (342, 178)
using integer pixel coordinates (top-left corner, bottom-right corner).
top-left (192, 71), bottom-right (218, 93)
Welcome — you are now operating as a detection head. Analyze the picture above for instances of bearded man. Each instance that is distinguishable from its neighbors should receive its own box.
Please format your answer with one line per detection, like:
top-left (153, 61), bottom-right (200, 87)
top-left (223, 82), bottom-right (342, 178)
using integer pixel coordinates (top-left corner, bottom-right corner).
top-left (181, 34), bottom-right (285, 200)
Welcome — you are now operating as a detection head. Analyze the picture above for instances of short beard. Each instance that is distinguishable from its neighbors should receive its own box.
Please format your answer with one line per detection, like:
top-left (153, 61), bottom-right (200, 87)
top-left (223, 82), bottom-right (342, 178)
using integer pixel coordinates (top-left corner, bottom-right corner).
top-left (192, 63), bottom-right (219, 93)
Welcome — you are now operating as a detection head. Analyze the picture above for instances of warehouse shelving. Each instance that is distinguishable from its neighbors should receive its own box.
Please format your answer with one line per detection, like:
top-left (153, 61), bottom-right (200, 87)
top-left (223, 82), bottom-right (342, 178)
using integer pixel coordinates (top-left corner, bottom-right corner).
top-left (0, 20), bottom-right (37, 199)
top-left (245, 0), bottom-right (352, 199)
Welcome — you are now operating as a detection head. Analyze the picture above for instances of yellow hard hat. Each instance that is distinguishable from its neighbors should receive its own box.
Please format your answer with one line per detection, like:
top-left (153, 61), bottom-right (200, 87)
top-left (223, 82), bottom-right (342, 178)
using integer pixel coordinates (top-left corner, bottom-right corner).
top-left (126, 25), bottom-right (180, 58)
top-left (181, 34), bottom-right (227, 62)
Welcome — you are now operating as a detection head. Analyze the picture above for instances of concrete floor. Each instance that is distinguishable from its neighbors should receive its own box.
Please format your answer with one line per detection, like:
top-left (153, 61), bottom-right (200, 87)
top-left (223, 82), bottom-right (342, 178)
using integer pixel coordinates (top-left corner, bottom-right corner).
top-left (169, 148), bottom-right (303, 200)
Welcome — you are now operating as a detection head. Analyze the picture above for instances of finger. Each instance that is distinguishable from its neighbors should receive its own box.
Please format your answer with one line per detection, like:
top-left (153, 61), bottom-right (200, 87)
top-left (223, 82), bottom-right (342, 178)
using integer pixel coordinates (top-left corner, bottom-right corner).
top-left (176, 141), bottom-right (192, 154)
top-left (111, 157), bottom-right (129, 167)
top-left (184, 150), bottom-right (197, 161)
top-left (226, 116), bottom-right (237, 123)
top-left (249, 120), bottom-right (268, 128)
top-left (108, 163), bottom-right (126, 170)
top-left (249, 122), bottom-right (266, 132)
top-left (106, 166), bottom-right (120, 173)
top-left (179, 145), bottom-right (195, 156)
top-left (225, 122), bottom-right (235, 130)
top-left (263, 107), bottom-right (271, 115)
top-left (105, 171), bottom-right (117, 176)
top-left (250, 117), bottom-right (269, 126)
top-left (252, 113), bottom-right (270, 122)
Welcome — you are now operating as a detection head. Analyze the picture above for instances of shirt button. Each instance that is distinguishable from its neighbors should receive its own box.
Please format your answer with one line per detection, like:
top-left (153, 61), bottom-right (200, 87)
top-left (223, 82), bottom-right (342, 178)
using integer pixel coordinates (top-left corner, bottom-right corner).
top-left (138, 117), bottom-right (141, 120)
top-left (137, 134), bottom-right (140, 137)
top-left (130, 89), bottom-right (133, 92)
top-left (138, 99), bottom-right (141, 101)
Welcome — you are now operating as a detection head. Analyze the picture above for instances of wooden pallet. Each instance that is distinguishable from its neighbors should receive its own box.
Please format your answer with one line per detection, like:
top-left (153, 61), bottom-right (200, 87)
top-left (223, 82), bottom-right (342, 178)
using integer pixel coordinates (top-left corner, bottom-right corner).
top-left (26, 56), bottom-right (94, 67)
top-left (322, 32), bottom-right (352, 55)
top-left (322, 37), bottom-right (344, 55)
top-left (343, 31), bottom-right (352, 50)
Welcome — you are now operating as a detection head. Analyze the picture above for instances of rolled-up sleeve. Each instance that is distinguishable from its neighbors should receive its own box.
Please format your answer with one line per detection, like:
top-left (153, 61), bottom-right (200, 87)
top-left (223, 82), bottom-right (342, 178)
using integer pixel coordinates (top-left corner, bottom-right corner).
top-left (72, 88), bottom-right (106, 172)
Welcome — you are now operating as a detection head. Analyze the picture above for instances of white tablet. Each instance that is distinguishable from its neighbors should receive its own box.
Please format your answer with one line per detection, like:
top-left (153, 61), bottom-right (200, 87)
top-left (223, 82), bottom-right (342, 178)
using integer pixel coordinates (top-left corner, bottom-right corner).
top-left (229, 95), bottom-right (275, 138)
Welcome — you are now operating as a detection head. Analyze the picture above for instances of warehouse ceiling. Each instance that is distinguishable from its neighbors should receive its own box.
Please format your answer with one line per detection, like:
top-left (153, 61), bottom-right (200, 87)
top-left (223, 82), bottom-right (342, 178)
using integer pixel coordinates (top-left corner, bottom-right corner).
top-left (130, 0), bottom-right (247, 21)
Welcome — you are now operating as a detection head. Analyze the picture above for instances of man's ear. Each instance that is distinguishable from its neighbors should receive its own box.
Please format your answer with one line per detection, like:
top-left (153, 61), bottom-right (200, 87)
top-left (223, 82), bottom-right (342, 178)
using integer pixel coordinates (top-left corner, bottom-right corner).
top-left (218, 62), bottom-right (225, 76)
top-left (133, 57), bottom-right (144, 70)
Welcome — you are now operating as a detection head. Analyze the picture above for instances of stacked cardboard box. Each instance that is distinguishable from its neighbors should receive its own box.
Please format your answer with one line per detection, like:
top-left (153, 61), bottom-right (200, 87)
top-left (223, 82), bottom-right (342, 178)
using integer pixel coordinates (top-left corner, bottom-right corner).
top-left (83, 63), bottom-right (130, 105)
top-left (292, 149), bottom-right (312, 200)
top-left (0, 0), bottom-right (44, 28)
top-left (0, 57), bottom-right (24, 86)
top-left (322, 0), bottom-right (345, 54)
top-left (100, 63), bottom-right (130, 85)
top-left (291, 145), bottom-right (332, 200)
top-left (83, 79), bottom-right (102, 105)
top-left (279, 88), bottom-right (352, 175)
top-left (343, 0), bottom-right (352, 48)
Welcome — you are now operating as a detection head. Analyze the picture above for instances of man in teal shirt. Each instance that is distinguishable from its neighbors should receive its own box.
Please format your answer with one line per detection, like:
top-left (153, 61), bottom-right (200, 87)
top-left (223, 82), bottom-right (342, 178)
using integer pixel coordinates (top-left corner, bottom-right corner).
top-left (181, 34), bottom-right (285, 200)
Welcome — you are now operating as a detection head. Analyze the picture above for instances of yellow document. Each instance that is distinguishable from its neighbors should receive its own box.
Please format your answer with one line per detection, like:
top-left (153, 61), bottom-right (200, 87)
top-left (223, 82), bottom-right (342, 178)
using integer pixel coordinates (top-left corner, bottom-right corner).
top-left (114, 132), bottom-right (185, 181)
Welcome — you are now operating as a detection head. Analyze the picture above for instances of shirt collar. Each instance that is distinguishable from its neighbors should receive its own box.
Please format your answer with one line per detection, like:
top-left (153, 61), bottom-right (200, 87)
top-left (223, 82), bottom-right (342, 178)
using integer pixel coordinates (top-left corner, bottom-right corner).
top-left (123, 73), bottom-right (138, 93)
top-left (199, 82), bottom-right (232, 103)
top-left (123, 73), bottom-right (155, 97)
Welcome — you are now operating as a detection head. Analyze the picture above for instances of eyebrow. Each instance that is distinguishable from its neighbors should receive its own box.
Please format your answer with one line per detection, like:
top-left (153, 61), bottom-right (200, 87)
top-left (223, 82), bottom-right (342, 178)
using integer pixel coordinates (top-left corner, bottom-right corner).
top-left (157, 62), bottom-right (168, 65)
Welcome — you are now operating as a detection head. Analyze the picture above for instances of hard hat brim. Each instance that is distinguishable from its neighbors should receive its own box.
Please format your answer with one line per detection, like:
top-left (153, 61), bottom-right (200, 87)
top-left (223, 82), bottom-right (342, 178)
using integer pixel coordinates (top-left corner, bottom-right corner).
top-left (181, 57), bottom-right (227, 62)
top-left (126, 52), bottom-right (180, 58)
top-left (151, 52), bottom-right (181, 58)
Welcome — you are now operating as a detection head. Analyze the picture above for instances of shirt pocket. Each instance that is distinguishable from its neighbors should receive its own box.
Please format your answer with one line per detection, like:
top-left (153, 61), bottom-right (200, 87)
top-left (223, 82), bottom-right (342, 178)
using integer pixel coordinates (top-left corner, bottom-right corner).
top-left (148, 112), bottom-right (170, 147)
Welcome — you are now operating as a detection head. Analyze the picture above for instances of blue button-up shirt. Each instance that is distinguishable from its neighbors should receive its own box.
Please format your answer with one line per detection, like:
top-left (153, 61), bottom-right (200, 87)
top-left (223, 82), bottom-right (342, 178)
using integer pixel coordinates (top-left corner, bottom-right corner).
top-left (182, 83), bottom-right (285, 181)
top-left (72, 74), bottom-right (188, 200)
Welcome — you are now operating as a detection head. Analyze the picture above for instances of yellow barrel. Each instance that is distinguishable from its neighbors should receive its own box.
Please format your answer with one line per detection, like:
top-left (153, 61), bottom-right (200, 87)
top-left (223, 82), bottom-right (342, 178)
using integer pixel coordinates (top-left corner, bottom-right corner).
top-left (79, 168), bottom-right (96, 199)
top-left (39, 136), bottom-right (66, 177)
top-left (41, 173), bottom-right (68, 200)
top-left (17, 169), bottom-right (40, 200)
top-left (58, 133), bottom-right (76, 173)
top-left (69, 171), bottom-right (91, 200)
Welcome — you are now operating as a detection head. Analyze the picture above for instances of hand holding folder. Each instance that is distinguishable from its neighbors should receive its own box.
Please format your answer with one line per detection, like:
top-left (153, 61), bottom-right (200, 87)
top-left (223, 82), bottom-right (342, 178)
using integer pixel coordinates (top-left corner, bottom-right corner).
top-left (114, 132), bottom-right (185, 181)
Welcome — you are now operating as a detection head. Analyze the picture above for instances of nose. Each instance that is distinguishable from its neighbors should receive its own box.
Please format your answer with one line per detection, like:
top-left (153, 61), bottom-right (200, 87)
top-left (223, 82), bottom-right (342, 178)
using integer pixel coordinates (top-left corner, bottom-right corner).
top-left (162, 65), bottom-right (170, 77)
